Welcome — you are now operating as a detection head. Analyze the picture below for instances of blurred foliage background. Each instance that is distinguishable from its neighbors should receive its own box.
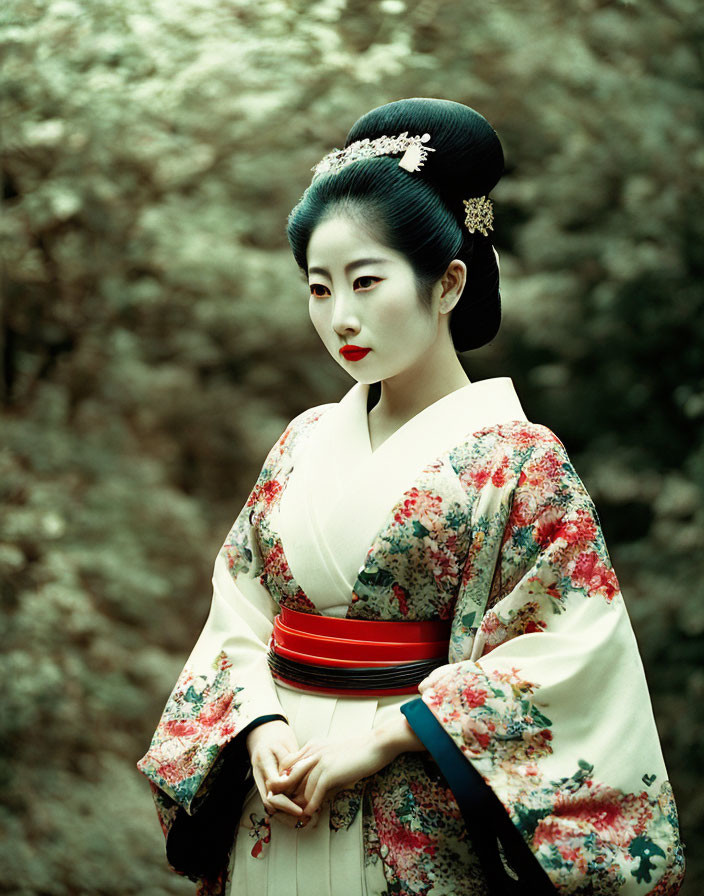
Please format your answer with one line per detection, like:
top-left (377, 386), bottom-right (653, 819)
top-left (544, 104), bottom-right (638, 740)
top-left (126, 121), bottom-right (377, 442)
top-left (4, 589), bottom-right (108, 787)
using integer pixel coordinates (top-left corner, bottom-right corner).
top-left (1, 0), bottom-right (702, 892)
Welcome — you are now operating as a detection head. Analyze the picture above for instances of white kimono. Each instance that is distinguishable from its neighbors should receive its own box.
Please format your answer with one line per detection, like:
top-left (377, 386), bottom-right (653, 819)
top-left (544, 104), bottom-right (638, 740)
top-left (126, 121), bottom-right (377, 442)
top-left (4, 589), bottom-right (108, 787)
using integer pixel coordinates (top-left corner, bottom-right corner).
top-left (137, 378), bottom-right (685, 896)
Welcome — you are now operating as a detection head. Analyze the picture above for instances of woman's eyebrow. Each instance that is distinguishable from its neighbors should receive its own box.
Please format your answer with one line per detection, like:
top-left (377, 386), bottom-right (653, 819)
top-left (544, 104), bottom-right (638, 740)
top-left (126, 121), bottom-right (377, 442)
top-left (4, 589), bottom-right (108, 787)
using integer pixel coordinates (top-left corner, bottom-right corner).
top-left (308, 257), bottom-right (389, 278)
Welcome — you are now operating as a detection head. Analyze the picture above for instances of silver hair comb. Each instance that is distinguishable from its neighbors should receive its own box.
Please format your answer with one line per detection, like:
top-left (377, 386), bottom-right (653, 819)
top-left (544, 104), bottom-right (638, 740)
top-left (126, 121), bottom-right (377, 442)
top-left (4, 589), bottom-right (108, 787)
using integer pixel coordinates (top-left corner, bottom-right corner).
top-left (311, 131), bottom-right (436, 179)
top-left (311, 131), bottom-right (493, 236)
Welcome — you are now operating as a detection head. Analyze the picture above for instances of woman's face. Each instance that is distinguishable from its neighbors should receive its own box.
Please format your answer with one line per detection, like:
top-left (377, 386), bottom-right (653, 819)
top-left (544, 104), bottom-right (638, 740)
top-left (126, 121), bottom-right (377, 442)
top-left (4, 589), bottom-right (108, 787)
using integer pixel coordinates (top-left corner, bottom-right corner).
top-left (305, 213), bottom-right (443, 386)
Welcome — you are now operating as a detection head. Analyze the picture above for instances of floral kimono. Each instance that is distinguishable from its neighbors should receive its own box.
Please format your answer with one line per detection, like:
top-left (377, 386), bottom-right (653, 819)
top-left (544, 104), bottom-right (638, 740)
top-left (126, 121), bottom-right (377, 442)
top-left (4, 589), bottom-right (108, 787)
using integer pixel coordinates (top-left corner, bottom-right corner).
top-left (136, 377), bottom-right (685, 896)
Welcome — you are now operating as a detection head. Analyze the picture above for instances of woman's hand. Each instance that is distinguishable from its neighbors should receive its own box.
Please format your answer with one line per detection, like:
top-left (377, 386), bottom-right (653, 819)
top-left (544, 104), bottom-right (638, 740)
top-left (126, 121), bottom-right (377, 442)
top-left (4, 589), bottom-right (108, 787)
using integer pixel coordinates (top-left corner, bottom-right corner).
top-left (277, 715), bottom-right (422, 820)
top-left (277, 733), bottom-right (388, 820)
top-left (246, 719), bottom-right (308, 820)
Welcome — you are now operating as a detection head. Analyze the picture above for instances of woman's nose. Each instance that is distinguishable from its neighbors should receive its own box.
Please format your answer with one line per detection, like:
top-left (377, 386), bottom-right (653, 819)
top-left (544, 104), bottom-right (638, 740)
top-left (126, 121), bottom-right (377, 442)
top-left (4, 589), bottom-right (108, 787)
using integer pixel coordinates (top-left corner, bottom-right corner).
top-left (331, 292), bottom-right (361, 336)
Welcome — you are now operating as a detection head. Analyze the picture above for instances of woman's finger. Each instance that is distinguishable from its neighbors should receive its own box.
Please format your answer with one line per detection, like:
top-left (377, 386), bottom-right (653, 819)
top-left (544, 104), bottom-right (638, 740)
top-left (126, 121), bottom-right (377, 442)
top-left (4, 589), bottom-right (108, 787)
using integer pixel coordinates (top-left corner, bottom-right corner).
top-left (257, 750), bottom-right (284, 787)
top-left (273, 754), bottom-right (318, 791)
top-left (252, 765), bottom-right (271, 809)
top-left (302, 772), bottom-right (328, 819)
top-left (265, 767), bottom-right (297, 794)
top-left (278, 741), bottom-right (318, 772)
top-left (266, 789), bottom-right (304, 816)
top-left (259, 748), bottom-right (301, 795)
top-left (277, 746), bottom-right (306, 769)
top-left (302, 763), bottom-right (323, 806)
top-left (254, 754), bottom-right (302, 814)
top-left (266, 753), bottom-right (316, 794)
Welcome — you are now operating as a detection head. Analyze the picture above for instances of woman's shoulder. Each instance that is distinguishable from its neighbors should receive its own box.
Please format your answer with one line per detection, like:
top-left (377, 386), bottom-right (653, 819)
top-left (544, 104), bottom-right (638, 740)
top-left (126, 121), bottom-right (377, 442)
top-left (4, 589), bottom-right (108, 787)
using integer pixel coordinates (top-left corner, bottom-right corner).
top-left (284, 401), bottom-right (337, 443)
top-left (287, 401), bottom-right (337, 431)
top-left (452, 418), bottom-right (568, 465)
top-left (482, 418), bottom-right (565, 451)
top-left (449, 417), bottom-right (583, 495)
top-left (263, 401), bottom-right (337, 465)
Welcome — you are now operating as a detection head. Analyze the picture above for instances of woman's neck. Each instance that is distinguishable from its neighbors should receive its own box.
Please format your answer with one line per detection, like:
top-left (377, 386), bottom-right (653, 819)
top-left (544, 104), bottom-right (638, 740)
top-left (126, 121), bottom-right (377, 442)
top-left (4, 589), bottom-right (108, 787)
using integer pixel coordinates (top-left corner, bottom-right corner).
top-left (369, 333), bottom-right (471, 429)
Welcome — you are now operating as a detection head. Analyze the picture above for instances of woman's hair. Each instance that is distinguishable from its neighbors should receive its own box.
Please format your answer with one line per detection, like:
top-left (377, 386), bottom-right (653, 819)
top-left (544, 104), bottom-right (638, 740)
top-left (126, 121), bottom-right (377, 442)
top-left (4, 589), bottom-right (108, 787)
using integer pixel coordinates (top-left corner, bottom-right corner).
top-left (286, 97), bottom-right (505, 351)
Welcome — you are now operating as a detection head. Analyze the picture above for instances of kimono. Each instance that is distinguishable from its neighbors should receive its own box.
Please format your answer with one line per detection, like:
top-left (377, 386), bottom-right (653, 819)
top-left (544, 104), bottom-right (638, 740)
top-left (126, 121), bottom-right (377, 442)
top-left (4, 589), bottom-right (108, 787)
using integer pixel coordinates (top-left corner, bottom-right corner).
top-left (136, 377), bottom-right (685, 896)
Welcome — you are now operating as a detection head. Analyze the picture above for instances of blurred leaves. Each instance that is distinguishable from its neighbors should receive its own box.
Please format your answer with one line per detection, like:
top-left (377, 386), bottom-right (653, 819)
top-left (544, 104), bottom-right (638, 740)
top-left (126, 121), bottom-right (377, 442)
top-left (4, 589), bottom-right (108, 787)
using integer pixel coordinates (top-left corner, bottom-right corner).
top-left (2, 0), bottom-right (703, 891)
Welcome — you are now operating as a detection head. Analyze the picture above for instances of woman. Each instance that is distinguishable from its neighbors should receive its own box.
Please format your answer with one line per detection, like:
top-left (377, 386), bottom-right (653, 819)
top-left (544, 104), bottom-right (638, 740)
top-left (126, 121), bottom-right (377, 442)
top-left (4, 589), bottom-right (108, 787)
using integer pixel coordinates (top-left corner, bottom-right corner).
top-left (137, 98), bottom-right (685, 896)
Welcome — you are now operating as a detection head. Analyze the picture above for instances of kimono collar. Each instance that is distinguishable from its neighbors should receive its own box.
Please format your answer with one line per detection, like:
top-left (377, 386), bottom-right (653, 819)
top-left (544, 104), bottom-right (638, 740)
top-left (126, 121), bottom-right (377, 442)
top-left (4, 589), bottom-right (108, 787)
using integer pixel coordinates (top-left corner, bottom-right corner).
top-left (274, 377), bottom-right (529, 617)
top-left (341, 377), bottom-right (527, 459)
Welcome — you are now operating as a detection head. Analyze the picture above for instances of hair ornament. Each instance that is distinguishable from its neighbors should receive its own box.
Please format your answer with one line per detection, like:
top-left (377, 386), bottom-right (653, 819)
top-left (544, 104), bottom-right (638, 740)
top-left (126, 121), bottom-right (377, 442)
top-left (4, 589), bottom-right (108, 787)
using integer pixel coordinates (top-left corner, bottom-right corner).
top-left (311, 130), bottom-right (495, 237)
top-left (311, 131), bottom-right (436, 180)
top-left (463, 196), bottom-right (494, 237)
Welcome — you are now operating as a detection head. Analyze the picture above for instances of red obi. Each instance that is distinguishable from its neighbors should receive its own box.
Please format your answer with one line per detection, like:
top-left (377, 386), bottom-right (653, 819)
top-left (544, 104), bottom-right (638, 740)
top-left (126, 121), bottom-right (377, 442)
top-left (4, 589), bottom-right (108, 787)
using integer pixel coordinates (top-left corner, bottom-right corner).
top-left (267, 606), bottom-right (451, 697)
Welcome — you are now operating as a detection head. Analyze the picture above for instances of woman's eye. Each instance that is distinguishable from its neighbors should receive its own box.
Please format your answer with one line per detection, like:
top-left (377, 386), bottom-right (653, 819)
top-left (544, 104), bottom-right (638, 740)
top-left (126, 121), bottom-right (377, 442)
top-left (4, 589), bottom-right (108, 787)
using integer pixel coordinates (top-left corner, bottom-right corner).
top-left (309, 276), bottom-right (380, 297)
top-left (355, 276), bottom-right (381, 290)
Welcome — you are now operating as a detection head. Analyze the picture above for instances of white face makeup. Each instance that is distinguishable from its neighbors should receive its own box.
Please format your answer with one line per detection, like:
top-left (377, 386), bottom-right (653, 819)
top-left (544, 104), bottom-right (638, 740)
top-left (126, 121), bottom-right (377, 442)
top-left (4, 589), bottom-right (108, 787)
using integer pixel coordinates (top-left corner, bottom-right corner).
top-left (306, 214), bottom-right (443, 386)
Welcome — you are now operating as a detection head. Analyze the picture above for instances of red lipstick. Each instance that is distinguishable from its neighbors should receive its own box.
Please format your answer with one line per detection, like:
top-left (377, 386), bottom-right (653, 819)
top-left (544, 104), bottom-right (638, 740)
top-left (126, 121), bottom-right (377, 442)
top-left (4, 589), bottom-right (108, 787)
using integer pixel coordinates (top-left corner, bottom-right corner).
top-left (339, 344), bottom-right (371, 361)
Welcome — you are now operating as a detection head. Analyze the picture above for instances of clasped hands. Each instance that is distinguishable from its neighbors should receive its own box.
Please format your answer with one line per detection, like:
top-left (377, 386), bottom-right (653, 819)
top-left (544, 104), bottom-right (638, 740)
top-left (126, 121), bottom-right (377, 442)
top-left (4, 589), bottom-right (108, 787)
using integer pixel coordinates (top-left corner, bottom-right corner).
top-left (245, 716), bottom-right (419, 828)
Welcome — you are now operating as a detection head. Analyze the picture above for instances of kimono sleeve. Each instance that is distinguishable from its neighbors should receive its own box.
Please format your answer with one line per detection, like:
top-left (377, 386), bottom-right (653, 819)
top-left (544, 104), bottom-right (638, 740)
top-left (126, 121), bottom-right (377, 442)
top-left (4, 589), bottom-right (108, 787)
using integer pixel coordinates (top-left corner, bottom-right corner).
top-left (401, 436), bottom-right (685, 895)
top-left (136, 421), bottom-right (298, 887)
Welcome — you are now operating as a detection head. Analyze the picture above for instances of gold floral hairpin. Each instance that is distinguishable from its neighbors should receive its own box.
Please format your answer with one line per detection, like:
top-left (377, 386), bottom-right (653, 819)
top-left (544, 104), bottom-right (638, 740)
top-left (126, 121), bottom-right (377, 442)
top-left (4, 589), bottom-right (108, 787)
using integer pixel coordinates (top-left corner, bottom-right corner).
top-left (463, 196), bottom-right (494, 237)
top-left (311, 131), bottom-right (494, 236)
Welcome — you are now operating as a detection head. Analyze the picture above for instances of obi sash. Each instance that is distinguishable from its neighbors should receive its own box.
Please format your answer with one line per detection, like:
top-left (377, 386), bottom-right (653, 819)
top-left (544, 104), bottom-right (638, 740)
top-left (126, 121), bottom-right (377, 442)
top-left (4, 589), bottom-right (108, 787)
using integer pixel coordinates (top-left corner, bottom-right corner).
top-left (267, 606), bottom-right (451, 697)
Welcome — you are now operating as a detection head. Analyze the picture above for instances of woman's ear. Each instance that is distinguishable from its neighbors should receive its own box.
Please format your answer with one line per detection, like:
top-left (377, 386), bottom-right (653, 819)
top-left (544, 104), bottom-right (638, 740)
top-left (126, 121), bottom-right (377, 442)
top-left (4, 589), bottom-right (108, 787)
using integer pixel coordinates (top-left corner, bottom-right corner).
top-left (438, 259), bottom-right (467, 315)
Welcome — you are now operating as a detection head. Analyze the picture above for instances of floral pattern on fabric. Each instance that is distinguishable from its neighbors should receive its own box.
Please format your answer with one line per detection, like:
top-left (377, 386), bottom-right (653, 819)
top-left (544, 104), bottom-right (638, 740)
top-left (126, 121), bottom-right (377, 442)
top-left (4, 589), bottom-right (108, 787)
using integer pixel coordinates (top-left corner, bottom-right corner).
top-left (511, 765), bottom-right (682, 894)
top-left (420, 664), bottom-right (554, 765)
top-left (361, 785), bottom-right (385, 871)
top-left (138, 406), bottom-right (336, 895)
top-left (341, 425), bottom-right (570, 655)
top-left (221, 406), bottom-right (332, 598)
top-left (329, 779), bottom-right (366, 831)
top-left (349, 457), bottom-right (473, 622)
top-left (366, 752), bottom-right (490, 895)
top-left (478, 600), bottom-right (548, 651)
top-left (246, 812), bottom-right (272, 860)
top-left (136, 650), bottom-right (243, 811)
top-left (481, 428), bottom-right (620, 615)
top-left (444, 428), bottom-right (534, 660)
top-left (258, 523), bottom-right (314, 608)
top-left (140, 407), bottom-right (685, 896)
top-left (404, 427), bottom-right (685, 893)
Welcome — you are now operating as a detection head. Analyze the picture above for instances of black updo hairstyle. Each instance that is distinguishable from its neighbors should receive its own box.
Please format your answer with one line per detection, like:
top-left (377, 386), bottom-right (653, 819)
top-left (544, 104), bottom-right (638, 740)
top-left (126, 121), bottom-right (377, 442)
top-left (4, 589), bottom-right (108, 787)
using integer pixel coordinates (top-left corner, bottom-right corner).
top-left (286, 97), bottom-right (504, 351)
